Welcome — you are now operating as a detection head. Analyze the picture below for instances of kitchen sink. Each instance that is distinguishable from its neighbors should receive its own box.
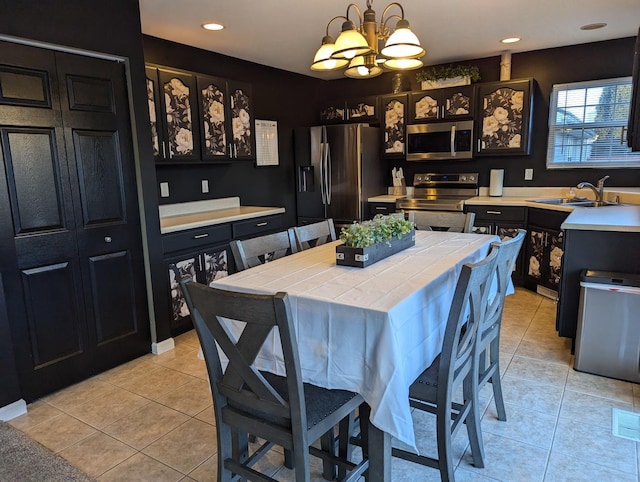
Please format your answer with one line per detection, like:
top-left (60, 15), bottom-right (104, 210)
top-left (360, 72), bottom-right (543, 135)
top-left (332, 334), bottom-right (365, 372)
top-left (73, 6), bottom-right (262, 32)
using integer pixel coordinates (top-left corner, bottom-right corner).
top-left (529, 198), bottom-right (620, 207)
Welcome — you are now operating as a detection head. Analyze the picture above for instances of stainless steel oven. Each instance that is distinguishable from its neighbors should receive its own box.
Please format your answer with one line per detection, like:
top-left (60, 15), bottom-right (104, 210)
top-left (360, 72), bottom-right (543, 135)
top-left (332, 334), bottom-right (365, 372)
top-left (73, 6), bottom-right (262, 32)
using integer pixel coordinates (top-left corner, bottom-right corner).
top-left (406, 121), bottom-right (474, 161)
top-left (396, 172), bottom-right (479, 214)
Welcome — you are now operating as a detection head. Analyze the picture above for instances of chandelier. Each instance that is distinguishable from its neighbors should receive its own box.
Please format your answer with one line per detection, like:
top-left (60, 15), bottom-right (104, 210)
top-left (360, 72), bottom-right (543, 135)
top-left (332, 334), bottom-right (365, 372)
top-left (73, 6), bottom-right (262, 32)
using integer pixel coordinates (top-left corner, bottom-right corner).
top-left (311, 1), bottom-right (425, 79)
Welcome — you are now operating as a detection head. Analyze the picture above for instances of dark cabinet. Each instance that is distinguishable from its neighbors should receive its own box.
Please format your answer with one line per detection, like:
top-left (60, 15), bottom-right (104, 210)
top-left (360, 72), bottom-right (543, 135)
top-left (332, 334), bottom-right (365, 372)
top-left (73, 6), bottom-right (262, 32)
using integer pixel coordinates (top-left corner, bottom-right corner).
top-left (347, 96), bottom-right (378, 123)
top-left (467, 205), bottom-right (526, 284)
top-left (320, 99), bottom-right (347, 124)
top-left (379, 93), bottom-right (408, 158)
top-left (524, 208), bottom-right (569, 298)
top-left (368, 202), bottom-right (396, 219)
top-left (476, 78), bottom-right (534, 156)
top-left (227, 80), bottom-right (255, 160)
top-left (409, 85), bottom-right (475, 123)
top-left (146, 66), bottom-right (201, 162)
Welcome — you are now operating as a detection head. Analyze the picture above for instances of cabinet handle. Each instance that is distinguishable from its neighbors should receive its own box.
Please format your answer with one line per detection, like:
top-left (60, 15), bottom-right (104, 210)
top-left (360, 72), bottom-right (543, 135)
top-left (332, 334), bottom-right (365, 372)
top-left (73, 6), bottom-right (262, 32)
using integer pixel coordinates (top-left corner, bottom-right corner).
top-left (375, 206), bottom-right (387, 210)
top-left (161, 141), bottom-right (166, 158)
top-left (477, 139), bottom-right (481, 152)
top-left (104, 236), bottom-right (112, 243)
top-left (486, 210), bottom-right (502, 215)
top-left (193, 233), bottom-right (209, 239)
top-left (256, 222), bottom-right (268, 227)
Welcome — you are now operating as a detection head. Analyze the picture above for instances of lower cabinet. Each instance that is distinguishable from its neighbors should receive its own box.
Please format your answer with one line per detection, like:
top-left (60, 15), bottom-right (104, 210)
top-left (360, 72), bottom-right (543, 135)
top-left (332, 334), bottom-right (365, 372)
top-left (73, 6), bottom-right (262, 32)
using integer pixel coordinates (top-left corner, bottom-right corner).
top-left (466, 205), bottom-right (526, 285)
top-left (161, 213), bottom-right (284, 335)
top-left (523, 208), bottom-right (569, 297)
top-left (368, 202), bottom-right (396, 219)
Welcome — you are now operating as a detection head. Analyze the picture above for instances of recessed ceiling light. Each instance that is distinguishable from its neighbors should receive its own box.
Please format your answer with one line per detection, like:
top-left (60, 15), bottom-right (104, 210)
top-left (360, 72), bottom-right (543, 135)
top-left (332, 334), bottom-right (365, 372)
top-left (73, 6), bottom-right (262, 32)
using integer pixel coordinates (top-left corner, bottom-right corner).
top-left (500, 37), bottom-right (521, 44)
top-left (202, 23), bottom-right (224, 31)
top-left (580, 23), bottom-right (607, 31)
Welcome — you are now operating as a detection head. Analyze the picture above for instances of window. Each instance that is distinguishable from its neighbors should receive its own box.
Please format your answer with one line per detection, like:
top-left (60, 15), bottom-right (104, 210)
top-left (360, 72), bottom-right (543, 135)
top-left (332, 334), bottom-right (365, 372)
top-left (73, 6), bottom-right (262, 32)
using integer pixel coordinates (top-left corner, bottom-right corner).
top-left (547, 77), bottom-right (640, 168)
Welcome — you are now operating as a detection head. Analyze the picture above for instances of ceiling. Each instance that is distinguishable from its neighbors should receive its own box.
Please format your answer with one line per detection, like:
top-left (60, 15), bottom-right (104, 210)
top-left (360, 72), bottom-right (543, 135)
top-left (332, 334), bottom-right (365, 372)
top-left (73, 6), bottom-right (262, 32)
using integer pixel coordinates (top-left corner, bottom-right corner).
top-left (138, 0), bottom-right (640, 80)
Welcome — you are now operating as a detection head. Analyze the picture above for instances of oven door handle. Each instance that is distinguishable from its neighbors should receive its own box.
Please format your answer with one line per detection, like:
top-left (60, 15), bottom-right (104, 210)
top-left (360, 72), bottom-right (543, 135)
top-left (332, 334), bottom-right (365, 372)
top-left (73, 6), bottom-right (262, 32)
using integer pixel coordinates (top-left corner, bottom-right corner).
top-left (450, 125), bottom-right (456, 156)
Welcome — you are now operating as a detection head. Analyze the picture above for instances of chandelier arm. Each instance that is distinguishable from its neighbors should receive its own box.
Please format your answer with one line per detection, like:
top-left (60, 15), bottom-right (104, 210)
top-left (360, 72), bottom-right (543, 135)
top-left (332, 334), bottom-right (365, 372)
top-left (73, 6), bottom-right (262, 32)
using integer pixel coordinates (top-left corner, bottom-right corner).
top-left (344, 3), bottom-right (364, 27)
top-left (325, 15), bottom-right (349, 36)
top-left (379, 13), bottom-right (401, 37)
top-left (380, 2), bottom-right (405, 22)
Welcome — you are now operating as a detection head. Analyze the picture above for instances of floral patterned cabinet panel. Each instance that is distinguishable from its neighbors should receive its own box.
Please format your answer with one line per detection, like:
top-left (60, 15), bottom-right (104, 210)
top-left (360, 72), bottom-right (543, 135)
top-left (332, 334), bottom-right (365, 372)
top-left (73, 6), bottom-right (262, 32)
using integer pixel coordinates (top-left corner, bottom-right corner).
top-left (197, 74), bottom-right (232, 161)
top-left (379, 93), bottom-right (408, 158)
top-left (227, 80), bottom-right (255, 160)
top-left (347, 96), bottom-right (378, 123)
top-left (156, 67), bottom-right (201, 162)
top-left (476, 78), bottom-right (534, 156)
top-left (320, 100), bottom-right (347, 124)
top-left (145, 66), bottom-right (164, 159)
top-left (409, 85), bottom-right (475, 123)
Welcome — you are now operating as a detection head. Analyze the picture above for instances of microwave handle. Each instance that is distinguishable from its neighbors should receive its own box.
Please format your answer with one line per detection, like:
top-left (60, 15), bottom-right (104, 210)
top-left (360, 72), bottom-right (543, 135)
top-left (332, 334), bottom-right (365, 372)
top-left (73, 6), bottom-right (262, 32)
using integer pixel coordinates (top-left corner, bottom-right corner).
top-left (450, 125), bottom-right (456, 156)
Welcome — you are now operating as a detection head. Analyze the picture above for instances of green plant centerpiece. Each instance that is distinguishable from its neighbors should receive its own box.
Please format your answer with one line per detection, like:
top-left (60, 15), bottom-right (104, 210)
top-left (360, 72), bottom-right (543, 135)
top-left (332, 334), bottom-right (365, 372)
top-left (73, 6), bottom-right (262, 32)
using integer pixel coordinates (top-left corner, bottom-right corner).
top-left (416, 64), bottom-right (480, 90)
top-left (336, 214), bottom-right (415, 267)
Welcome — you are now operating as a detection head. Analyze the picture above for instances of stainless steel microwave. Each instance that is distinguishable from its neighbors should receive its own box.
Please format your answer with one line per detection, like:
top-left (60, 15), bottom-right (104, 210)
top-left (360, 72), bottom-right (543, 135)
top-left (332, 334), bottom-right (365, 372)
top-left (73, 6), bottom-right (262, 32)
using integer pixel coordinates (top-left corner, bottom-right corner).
top-left (406, 120), bottom-right (474, 161)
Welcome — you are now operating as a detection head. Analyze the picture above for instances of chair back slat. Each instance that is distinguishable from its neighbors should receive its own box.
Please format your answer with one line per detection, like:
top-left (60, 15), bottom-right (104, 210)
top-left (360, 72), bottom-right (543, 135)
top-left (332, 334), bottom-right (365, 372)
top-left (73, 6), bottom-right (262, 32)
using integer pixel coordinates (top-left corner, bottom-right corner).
top-left (408, 211), bottom-right (475, 233)
top-left (482, 229), bottom-right (526, 334)
top-left (230, 228), bottom-right (298, 271)
top-left (293, 219), bottom-right (337, 250)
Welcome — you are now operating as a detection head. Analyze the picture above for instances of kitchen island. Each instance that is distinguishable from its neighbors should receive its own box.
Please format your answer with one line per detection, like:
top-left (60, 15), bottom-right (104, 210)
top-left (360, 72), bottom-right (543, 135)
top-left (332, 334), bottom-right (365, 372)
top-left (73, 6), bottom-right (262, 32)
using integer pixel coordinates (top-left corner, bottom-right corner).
top-left (557, 205), bottom-right (640, 341)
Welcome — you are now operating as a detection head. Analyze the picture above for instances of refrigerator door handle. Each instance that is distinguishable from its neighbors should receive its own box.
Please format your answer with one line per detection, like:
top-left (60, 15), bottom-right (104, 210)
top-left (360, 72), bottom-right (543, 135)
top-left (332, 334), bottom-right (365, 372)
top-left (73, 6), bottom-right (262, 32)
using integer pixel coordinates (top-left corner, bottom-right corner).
top-left (319, 127), bottom-right (326, 205)
top-left (325, 140), bottom-right (332, 205)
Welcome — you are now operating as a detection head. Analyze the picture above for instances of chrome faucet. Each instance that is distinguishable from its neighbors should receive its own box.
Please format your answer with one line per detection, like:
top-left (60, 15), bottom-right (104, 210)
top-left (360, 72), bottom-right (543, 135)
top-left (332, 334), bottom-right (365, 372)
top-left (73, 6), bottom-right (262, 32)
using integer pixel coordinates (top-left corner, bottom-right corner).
top-left (576, 175), bottom-right (609, 203)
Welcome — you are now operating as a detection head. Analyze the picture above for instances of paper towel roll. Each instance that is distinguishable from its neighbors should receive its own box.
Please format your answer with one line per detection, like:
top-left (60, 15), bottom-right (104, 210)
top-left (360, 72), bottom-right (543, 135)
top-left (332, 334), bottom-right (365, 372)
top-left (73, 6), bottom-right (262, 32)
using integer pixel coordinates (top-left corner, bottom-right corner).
top-left (489, 169), bottom-right (504, 197)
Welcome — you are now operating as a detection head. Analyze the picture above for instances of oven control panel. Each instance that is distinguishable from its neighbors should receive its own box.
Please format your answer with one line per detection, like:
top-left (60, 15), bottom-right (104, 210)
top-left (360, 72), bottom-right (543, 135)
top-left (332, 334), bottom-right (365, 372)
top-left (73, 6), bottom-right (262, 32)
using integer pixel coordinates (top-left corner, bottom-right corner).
top-left (413, 172), bottom-right (478, 187)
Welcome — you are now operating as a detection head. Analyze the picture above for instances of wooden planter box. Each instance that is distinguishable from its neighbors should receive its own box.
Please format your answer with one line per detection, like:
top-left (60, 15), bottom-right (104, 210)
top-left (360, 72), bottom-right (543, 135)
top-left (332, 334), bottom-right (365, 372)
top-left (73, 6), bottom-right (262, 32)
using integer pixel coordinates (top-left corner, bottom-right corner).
top-left (336, 230), bottom-right (415, 268)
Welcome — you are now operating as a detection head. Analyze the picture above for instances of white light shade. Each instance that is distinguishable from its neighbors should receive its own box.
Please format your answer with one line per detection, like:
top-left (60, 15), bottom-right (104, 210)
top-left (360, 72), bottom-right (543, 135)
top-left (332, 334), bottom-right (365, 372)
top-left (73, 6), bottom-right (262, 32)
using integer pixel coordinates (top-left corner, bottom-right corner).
top-left (332, 24), bottom-right (372, 59)
top-left (345, 56), bottom-right (382, 78)
top-left (381, 20), bottom-right (425, 59)
top-left (201, 23), bottom-right (224, 31)
top-left (383, 57), bottom-right (423, 70)
top-left (311, 41), bottom-right (349, 71)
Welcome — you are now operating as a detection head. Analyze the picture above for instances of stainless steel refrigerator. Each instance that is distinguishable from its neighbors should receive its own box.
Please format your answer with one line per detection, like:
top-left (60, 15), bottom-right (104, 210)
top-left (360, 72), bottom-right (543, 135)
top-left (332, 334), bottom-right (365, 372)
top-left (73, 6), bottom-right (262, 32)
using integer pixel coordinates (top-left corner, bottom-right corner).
top-left (294, 124), bottom-right (384, 228)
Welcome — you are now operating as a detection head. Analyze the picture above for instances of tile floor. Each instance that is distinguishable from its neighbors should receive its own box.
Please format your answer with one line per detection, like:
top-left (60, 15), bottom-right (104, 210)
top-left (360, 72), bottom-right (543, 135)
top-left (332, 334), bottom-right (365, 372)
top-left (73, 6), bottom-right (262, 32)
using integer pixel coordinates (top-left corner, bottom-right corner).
top-left (8, 288), bottom-right (640, 481)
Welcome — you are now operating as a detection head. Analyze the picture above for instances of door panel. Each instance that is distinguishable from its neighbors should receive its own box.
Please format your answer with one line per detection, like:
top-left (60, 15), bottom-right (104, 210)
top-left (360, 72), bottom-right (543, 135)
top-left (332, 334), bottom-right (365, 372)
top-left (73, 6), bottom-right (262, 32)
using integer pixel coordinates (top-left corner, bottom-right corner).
top-left (65, 75), bottom-right (115, 113)
top-left (0, 65), bottom-right (51, 108)
top-left (21, 261), bottom-right (85, 368)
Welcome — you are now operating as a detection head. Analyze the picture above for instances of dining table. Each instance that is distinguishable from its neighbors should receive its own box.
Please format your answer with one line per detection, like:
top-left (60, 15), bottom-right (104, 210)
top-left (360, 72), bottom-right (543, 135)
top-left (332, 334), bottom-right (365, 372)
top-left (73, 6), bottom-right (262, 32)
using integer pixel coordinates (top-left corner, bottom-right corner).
top-left (209, 229), bottom-right (499, 481)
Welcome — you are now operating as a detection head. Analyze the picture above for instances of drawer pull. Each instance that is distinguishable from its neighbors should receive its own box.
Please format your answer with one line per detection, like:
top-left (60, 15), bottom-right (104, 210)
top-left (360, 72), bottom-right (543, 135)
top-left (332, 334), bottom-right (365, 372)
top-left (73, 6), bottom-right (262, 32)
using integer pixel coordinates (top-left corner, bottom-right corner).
top-left (486, 210), bottom-right (502, 215)
top-left (256, 222), bottom-right (268, 227)
top-left (193, 233), bottom-right (209, 239)
top-left (104, 236), bottom-right (112, 243)
top-left (375, 206), bottom-right (387, 210)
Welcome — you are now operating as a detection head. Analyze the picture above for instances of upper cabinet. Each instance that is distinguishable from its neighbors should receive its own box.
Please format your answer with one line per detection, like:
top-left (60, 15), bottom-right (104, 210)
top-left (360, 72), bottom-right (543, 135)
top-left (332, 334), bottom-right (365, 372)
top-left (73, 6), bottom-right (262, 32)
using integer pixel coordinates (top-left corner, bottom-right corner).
top-left (227, 80), bottom-right (255, 160)
top-left (475, 78), bottom-right (534, 156)
top-left (146, 64), bottom-right (255, 163)
top-left (409, 85), bottom-right (475, 123)
top-left (347, 96), bottom-right (378, 123)
top-left (320, 100), bottom-right (347, 124)
top-left (379, 93), bottom-right (408, 158)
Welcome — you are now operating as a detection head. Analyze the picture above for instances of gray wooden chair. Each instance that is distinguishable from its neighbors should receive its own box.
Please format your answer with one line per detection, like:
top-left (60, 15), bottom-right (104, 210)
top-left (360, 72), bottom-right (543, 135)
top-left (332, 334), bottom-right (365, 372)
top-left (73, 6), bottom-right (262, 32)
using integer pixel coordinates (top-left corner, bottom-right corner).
top-left (408, 211), bottom-right (476, 233)
top-left (230, 228), bottom-right (298, 271)
top-left (387, 246), bottom-right (500, 481)
top-left (293, 219), bottom-right (337, 251)
top-left (478, 229), bottom-right (526, 421)
top-left (180, 279), bottom-right (368, 482)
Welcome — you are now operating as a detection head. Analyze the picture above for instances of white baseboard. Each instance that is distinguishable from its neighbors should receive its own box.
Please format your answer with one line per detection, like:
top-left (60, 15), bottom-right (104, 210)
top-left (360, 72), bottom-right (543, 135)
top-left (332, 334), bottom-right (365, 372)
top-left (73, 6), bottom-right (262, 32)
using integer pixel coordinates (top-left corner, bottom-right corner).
top-left (0, 399), bottom-right (27, 421)
top-left (152, 337), bottom-right (175, 355)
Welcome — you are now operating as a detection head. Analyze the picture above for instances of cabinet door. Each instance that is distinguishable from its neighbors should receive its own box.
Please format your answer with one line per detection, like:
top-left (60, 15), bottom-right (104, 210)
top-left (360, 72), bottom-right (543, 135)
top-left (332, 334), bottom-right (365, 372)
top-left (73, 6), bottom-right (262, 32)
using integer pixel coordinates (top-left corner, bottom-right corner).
top-left (145, 66), bottom-right (164, 159)
top-left (545, 229), bottom-right (564, 291)
top-left (201, 245), bottom-right (231, 286)
top-left (526, 228), bottom-right (545, 283)
top-left (166, 254), bottom-right (198, 328)
top-left (442, 85), bottom-right (475, 120)
top-left (496, 222), bottom-right (525, 283)
top-left (471, 222), bottom-right (493, 235)
top-left (347, 96), bottom-right (378, 123)
top-left (476, 78), bottom-right (534, 156)
top-left (197, 74), bottom-right (231, 161)
top-left (409, 91), bottom-right (441, 122)
top-left (227, 80), bottom-right (255, 160)
top-left (157, 68), bottom-right (201, 161)
top-left (380, 94), bottom-right (408, 158)
top-left (320, 100), bottom-right (347, 124)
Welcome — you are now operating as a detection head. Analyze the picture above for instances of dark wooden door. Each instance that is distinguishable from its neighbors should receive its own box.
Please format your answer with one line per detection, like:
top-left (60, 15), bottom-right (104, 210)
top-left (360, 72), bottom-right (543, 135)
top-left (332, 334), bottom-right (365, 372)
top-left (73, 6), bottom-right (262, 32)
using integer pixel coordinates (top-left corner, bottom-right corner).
top-left (0, 42), bottom-right (149, 400)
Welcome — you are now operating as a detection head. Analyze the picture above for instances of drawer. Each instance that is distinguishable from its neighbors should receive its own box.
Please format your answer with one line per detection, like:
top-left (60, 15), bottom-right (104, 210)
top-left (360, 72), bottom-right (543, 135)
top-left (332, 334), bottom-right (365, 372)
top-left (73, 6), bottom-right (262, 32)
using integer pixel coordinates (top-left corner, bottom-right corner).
top-left (232, 214), bottom-right (283, 239)
top-left (162, 223), bottom-right (232, 254)
top-left (466, 205), bottom-right (525, 222)
top-left (369, 202), bottom-right (395, 216)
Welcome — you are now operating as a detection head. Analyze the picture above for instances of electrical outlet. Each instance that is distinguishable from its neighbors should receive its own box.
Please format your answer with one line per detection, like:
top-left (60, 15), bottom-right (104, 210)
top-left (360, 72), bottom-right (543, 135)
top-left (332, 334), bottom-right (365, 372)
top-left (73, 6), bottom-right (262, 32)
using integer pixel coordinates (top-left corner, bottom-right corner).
top-left (201, 179), bottom-right (209, 193)
top-left (160, 182), bottom-right (169, 197)
top-left (524, 168), bottom-right (534, 181)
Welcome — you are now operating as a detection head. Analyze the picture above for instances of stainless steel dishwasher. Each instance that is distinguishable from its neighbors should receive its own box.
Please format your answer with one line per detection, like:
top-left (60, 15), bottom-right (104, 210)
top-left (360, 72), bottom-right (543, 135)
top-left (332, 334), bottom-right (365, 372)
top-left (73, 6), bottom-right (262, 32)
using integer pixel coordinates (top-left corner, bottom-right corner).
top-left (574, 270), bottom-right (640, 383)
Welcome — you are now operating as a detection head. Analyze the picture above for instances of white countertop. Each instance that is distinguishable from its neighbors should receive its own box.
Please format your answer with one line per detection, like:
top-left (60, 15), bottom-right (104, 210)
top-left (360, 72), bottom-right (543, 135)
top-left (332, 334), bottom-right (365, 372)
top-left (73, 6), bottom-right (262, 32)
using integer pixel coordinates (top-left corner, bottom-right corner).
top-left (159, 197), bottom-right (285, 234)
top-left (561, 205), bottom-right (640, 232)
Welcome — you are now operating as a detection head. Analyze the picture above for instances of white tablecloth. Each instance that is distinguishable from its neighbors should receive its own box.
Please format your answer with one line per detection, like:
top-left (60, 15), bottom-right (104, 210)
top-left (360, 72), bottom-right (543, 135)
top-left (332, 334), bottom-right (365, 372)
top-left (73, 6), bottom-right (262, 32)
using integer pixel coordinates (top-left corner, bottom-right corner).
top-left (210, 230), bottom-right (498, 449)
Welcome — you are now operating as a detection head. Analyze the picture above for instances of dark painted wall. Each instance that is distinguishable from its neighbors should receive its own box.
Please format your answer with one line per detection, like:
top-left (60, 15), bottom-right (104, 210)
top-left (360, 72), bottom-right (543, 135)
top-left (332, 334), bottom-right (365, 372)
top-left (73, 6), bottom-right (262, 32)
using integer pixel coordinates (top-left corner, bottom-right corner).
top-left (0, 0), bottom-right (165, 402)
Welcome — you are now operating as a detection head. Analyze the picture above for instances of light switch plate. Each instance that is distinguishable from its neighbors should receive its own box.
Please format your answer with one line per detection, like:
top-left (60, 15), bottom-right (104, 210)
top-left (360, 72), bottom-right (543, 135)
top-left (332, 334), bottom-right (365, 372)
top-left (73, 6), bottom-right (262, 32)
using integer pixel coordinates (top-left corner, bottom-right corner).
top-left (201, 179), bottom-right (209, 193)
top-left (524, 168), bottom-right (534, 181)
top-left (160, 182), bottom-right (169, 197)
